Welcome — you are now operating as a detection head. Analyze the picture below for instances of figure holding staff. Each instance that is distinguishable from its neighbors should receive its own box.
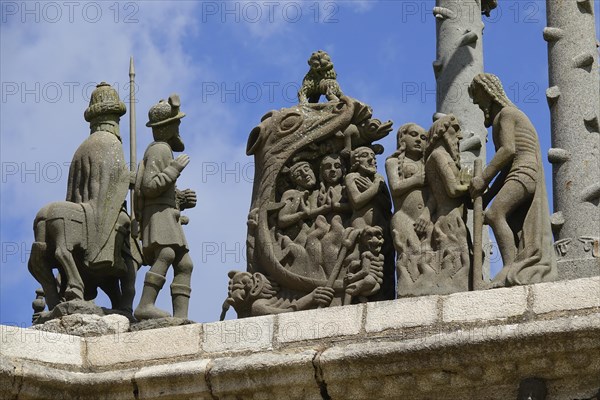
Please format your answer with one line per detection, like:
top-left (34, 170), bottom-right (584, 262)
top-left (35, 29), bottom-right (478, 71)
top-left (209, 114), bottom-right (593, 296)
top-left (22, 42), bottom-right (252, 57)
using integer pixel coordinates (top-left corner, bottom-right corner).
top-left (468, 73), bottom-right (556, 287)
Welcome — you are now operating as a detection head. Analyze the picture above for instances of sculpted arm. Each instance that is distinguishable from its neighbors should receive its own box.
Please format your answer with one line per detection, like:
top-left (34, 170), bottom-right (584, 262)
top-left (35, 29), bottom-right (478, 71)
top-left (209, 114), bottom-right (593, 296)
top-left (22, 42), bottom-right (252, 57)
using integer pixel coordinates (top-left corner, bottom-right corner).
top-left (278, 191), bottom-right (307, 229)
top-left (345, 173), bottom-right (380, 210)
top-left (431, 152), bottom-right (469, 199)
top-left (481, 110), bottom-right (516, 186)
top-left (345, 258), bottom-right (369, 283)
top-left (332, 198), bottom-right (352, 214)
top-left (252, 287), bottom-right (334, 314)
top-left (141, 145), bottom-right (181, 198)
top-left (385, 157), bottom-right (423, 198)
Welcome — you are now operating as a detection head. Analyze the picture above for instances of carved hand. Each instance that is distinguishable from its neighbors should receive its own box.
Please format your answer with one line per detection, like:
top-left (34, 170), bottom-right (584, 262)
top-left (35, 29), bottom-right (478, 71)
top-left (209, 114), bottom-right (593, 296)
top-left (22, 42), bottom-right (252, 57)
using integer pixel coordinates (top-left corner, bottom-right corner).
top-left (414, 217), bottom-right (432, 236)
top-left (459, 167), bottom-right (473, 186)
top-left (323, 190), bottom-right (335, 209)
top-left (183, 189), bottom-right (197, 209)
top-left (355, 176), bottom-right (372, 191)
top-left (299, 192), bottom-right (312, 215)
top-left (415, 169), bottom-right (426, 186)
top-left (470, 176), bottom-right (486, 198)
top-left (171, 154), bottom-right (190, 173)
top-left (261, 280), bottom-right (278, 299)
top-left (312, 287), bottom-right (335, 307)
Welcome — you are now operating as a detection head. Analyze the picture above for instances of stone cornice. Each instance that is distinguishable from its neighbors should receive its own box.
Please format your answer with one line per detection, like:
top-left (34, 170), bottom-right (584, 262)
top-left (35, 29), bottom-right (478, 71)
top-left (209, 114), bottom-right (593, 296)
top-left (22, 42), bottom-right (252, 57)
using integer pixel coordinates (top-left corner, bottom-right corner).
top-left (2, 277), bottom-right (599, 399)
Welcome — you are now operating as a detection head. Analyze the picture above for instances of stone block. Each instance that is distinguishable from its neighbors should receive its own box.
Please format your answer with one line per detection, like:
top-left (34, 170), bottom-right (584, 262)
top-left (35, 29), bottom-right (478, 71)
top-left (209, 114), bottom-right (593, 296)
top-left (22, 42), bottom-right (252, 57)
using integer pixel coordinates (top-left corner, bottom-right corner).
top-left (32, 314), bottom-right (130, 337)
top-left (277, 304), bottom-right (363, 343)
top-left (15, 361), bottom-right (136, 400)
top-left (532, 276), bottom-right (600, 314)
top-left (365, 296), bottom-right (439, 333)
top-left (0, 357), bottom-right (19, 399)
top-left (85, 324), bottom-right (201, 367)
top-left (0, 325), bottom-right (83, 367)
top-left (442, 286), bottom-right (527, 323)
top-left (209, 350), bottom-right (321, 400)
top-left (135, 359), bottom-right (211, 399)
top-left (202, 315), bottom-right (274, 354)
top-left (66, 369), bottom-right (136, 400)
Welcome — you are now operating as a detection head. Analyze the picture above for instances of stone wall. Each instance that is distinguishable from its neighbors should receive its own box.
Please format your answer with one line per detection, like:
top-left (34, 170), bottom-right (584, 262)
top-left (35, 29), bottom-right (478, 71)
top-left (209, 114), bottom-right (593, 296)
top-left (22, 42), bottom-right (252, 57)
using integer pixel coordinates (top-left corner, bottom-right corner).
top-left (2, 277), bottom-right (599, 399)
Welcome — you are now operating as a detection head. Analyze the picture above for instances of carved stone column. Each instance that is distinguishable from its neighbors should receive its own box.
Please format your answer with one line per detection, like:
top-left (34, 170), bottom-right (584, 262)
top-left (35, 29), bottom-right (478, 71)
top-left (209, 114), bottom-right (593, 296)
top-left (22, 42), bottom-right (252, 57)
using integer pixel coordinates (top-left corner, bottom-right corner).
top-left (544, 0), bottom-right (600, 279)
top-left (433, 0), bottom-right (491, 282)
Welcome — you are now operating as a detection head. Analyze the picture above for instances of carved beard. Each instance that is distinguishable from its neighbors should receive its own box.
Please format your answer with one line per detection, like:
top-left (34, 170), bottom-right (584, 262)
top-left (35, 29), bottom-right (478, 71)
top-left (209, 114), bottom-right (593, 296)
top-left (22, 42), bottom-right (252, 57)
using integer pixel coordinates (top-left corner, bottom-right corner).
top-left (443, 135), bottom-right (461, 169)
top-left (358, 164), bottom-right (377, 178)
top-left (482, 106), bottom-right (492, 128)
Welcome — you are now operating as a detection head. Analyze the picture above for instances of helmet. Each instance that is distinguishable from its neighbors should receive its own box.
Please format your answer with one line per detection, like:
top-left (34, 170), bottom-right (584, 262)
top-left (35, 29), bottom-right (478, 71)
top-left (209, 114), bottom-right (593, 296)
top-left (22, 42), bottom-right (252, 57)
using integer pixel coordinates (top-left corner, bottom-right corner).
top-left (146, 94), bottom-right (186, 128)
top-left (84, 82), bottom-right (126, 122)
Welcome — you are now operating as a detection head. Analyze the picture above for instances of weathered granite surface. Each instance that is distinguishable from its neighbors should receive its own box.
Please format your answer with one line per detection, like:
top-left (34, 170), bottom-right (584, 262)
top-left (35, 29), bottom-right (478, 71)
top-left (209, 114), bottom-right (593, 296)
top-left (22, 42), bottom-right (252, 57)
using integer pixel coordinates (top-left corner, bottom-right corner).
top-left (544, 0), bottom-right (600, 279)
top-left (32, 314), bottom-right (130, 337)
top-left (1, 277), bottom-right (599, 399)
top-left (433, 0), bottom-right (492, 280)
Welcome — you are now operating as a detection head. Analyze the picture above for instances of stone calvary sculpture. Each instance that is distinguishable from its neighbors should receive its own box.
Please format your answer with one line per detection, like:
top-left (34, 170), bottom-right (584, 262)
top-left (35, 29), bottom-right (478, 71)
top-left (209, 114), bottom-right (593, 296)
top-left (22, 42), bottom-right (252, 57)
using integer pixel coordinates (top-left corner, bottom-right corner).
top-left (133, 95), bottom-right (196, 321)
top-left (468, 73), bottom-right (557, 287)
top-left (224, 50), bottom-right (396, 318)
top-left (28, 82), bottom-right (141, 322)
top-left (390, 115), bottom-right (473, 297)
top-left (27, 82), bottom-right (197, 325)
top-left (25, 56), bottom-right (558, 326)
top-left (389, 72), bottom-right (558, 298)
top-left (223, 50), bottom-right (560, 317)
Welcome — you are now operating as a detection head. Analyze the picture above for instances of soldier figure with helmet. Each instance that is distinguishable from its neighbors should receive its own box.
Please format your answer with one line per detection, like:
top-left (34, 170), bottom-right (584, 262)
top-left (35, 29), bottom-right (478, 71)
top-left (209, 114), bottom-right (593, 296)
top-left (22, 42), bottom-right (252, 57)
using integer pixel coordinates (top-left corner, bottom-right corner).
top-left (134, 94), bottom-right (196, 321)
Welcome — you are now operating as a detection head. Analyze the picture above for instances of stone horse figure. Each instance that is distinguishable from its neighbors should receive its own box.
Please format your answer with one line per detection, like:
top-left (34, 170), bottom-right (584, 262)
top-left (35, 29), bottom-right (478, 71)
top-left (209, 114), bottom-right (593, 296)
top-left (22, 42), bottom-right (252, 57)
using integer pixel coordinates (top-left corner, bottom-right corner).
top-left (28, 202), bottom-right (138, 316)
top-left (27, 82), bottom-right (140, 320)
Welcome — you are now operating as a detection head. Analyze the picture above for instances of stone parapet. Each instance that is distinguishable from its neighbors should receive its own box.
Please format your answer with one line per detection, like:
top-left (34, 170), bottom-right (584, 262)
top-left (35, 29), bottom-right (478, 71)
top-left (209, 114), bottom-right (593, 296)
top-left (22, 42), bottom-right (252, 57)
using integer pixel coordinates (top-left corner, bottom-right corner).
top-left (1, 277), bottom-right (599, 399)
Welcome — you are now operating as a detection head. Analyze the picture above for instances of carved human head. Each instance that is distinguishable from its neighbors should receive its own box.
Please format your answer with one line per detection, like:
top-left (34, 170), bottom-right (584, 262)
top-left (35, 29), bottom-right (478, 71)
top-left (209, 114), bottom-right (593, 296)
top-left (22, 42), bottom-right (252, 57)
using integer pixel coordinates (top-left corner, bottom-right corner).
top-left (84, 82), bottom-right (126, 135)
top-left (287, 161), bottom-right (316, 189)
top-left (147, 94), bottom-right (186, 151)
top-left (226, 271), bottom-right (272, 308)
top-left (361, 226), bottom-right (384, 254)
top-left (469, 73), bottom-right (514, 127)
top-left (320, 154), bottom-right (345, 186)
top-left (397, 123), bottom-right (427, 159)
top-left (351, 146), bottom-right (377, 176)
top-left (426, 114), bottom-right (462, 165)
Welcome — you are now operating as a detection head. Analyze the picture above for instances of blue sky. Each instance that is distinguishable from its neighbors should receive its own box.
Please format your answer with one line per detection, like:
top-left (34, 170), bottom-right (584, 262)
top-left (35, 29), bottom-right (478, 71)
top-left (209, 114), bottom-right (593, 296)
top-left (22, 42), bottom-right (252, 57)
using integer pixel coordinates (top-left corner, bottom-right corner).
top-left (1, 1), bottom-right (598, 326)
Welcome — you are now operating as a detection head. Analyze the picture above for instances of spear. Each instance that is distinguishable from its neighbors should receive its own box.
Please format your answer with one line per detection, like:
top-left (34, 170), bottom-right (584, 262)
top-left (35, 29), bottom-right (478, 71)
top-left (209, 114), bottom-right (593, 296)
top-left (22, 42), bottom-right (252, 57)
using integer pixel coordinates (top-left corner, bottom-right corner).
top-left (129, 56), bottom-right (136, 216)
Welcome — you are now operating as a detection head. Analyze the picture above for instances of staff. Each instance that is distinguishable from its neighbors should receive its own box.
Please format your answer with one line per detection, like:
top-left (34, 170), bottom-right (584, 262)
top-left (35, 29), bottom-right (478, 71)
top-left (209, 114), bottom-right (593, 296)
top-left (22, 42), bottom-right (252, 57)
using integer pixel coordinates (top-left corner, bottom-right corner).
top-left (472, 159), bottom-right (484, 290)
top-left (129, 56), bottom-right (137, 216)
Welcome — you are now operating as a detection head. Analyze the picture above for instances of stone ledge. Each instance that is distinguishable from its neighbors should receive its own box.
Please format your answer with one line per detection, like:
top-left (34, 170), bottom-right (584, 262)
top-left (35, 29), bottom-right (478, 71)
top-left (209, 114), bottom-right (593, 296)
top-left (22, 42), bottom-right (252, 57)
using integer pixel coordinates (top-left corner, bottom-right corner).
top-left (202, 314), bottom-right (274, 354)
top-left (2, 313), bottom-right (598, 400)
top-left (134, 359), bottom-right (211, 399)
top-left (318, 315), bottom-right (600, 400)
top-left (365, 295), bottom-right (439, 332)
top-left (442, 286), bottom-right (528, 323)
top-left (208, 350), bottom-right (321, 400)
top-left (85, 323), bottom-right (202, 368)
top-left (0, 325), bottom-right (84, 367)
top-left (276, 303), bottom-right (364, 344)
top-left (532, 275), bottom-right (600, 314)
top-left (1, 277), bottom-right (599, 399)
